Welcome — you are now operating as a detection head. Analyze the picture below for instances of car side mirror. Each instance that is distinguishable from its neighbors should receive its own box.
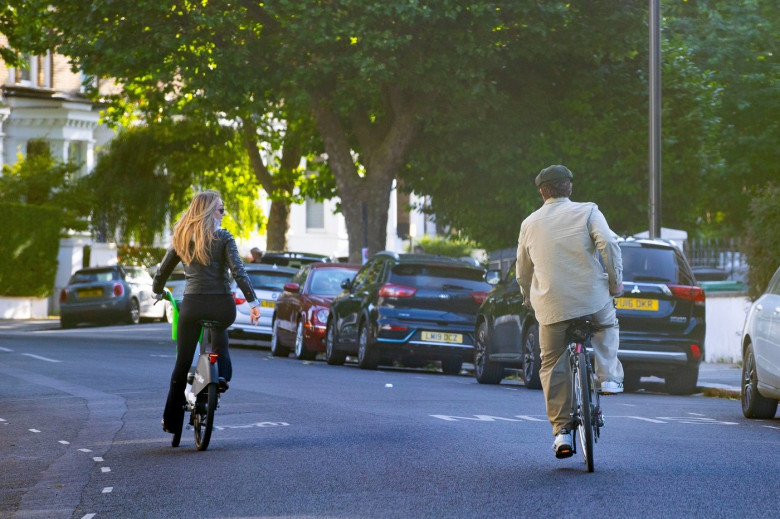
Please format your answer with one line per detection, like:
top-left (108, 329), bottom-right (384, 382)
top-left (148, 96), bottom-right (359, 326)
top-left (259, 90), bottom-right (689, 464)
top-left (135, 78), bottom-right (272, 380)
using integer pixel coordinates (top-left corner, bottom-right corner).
top-left (283, 282), bottom-right (300, 293)
top-left (341, 278), bottom-right (353, 290)
top-left (485, 269), bottom-right (502, 286)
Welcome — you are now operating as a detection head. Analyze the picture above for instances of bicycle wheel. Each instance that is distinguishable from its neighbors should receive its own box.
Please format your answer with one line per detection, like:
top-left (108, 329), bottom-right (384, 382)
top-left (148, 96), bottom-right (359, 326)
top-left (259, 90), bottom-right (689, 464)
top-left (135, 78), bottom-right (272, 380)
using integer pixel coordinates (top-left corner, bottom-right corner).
top-left (574, 351), bottom-right (595, 472)
top-left (193, 383), bottom-right (217, 451)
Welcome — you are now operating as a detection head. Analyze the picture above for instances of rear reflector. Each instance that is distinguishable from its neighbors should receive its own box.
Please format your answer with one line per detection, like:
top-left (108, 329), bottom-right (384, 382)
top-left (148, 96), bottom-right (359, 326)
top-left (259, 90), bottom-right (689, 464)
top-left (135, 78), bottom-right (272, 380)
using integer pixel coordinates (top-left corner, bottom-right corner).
top-left (690, 344), bottom-right (702, 360)
top-left (60, 289), bottom-right (68, 303)
top-left (472, 291), bottom-right (489, 305)
top-left (233, 291), bottom-right (246, 305)
top-left (113, 283), bottom-right (123, 297)
top-left (208, 353), bottom-right (219, 364)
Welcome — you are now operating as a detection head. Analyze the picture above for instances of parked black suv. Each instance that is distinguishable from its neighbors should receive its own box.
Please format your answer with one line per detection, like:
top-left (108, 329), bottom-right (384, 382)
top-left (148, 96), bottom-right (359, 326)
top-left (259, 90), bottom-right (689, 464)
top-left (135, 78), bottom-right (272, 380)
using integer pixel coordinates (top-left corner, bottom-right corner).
top-left (325, 252), bottom-right (492, 373)
top-left (473, 266), bottom-right (542, 388)
top-left (476, 238), bottom-right (705, 394)
top-left (617, 238), bottom-right (705, 394)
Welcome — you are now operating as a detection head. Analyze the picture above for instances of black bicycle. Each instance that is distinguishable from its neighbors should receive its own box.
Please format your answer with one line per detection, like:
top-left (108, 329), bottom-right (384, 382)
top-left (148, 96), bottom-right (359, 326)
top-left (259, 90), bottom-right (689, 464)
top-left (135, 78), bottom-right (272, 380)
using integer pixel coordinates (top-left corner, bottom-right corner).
top-left (160, 289), bottom-right (221, 451)
top-left (565, 318), bottom-right (603, 473)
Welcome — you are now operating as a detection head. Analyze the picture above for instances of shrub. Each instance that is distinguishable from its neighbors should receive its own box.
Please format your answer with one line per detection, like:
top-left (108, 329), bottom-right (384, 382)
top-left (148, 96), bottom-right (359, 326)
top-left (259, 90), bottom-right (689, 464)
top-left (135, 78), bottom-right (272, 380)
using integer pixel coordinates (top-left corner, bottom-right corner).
top-left (743, 183), bottom-right (780, 300)
top-left (0, 203), bottom-right (60, 297)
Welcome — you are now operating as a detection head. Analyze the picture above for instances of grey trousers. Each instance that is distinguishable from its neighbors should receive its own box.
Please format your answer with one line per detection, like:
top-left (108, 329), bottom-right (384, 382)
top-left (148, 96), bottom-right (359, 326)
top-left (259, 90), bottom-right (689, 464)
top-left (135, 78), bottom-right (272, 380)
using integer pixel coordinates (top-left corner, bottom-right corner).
top-left (538, 300), bottom-right (623, 436)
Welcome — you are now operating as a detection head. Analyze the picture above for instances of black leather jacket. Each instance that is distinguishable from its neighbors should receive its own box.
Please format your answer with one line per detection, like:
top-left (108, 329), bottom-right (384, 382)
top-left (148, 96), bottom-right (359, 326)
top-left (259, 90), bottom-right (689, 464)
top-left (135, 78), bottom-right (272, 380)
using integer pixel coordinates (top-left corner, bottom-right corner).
top-left (153, 228), bottom-right (257, 304)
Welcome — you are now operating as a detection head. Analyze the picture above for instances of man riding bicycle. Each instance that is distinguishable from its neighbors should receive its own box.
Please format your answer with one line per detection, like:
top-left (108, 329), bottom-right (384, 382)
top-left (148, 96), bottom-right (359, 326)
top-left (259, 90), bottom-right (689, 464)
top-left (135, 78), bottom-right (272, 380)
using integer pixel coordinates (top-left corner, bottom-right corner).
top-left (516, 165), bottom-right (624, 459)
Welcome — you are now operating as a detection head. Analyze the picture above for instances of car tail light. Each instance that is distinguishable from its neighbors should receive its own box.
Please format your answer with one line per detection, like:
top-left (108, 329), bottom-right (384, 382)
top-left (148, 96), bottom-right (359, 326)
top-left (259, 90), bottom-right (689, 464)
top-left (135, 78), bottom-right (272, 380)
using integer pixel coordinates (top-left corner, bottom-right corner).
top-left (668, 285), bottom-right (705, 306)
top-left (233, 291), bottom-right (246, 305)
top-left (379, 284), bottom-right (416, 298)
top-left (690, 344), bottom-right (702, 360)
top-left (472, 291), bottom-right (489, 305)
top-left (112, 283), bottom-right (123, 297)
top-left (208, 353), bottom-right (219, 364)
top-left (59, 289), bottom-right (68, 302)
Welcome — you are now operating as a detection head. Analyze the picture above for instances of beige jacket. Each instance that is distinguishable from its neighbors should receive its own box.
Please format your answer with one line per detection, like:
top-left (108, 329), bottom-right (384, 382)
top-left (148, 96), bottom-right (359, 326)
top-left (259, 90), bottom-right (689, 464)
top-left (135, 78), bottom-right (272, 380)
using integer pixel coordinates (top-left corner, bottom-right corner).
top-left (516, 197), bottom-right (622, 325)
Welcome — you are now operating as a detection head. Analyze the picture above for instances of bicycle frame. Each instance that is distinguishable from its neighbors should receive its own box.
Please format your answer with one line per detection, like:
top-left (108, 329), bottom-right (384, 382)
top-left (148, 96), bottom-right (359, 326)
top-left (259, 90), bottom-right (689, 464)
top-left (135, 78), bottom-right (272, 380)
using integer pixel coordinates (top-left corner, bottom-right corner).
top-left (566, 318), bottom-right (602, 472)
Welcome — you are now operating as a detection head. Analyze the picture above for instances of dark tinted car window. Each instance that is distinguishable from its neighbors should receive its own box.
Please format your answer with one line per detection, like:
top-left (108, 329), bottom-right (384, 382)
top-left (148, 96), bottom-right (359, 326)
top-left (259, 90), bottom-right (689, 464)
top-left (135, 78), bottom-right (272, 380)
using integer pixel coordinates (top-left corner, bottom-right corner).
top-left (71, 269), bottom-right (117, 283)
top-left (621, 247), bottom-right (679, 283)
top-left (390, 264), bottom-right (486, 289)
top-left (364, 259), bottom-right (386, 285)
top-left (248, 271), bottom-right (296, 291)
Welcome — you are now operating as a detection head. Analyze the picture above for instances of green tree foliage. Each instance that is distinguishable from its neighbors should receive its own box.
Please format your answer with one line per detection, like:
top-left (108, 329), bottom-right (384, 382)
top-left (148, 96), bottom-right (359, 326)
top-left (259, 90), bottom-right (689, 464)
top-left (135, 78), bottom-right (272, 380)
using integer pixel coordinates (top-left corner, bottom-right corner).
top-left (0, 145), bottom-right (93, 233)
top-left (743, 184), bottom-right (780, 300)
top-left (89, 119), bottom-right (263, 244)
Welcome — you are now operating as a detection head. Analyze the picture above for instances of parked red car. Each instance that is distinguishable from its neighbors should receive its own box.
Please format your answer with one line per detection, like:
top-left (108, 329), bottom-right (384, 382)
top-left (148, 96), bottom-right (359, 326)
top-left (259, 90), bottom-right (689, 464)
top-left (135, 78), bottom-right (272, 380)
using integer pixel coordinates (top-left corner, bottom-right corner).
top-left (271, 262), bottom-right (361, 360)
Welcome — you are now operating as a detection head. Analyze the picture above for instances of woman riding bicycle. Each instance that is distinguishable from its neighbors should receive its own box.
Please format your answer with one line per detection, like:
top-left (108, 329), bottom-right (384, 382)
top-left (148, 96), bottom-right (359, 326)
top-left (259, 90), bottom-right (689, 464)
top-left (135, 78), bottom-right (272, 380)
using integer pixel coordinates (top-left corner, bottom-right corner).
top-left (153, 190), bottom-right (260, 437)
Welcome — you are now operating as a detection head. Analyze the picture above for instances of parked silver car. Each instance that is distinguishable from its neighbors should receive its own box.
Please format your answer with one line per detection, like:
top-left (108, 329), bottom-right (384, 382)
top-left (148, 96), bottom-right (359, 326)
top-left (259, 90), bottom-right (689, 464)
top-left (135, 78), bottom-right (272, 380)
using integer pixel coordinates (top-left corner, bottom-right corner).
top-left (161, 264), bottom-right (186, 324)
top-left (227, 264), bottom-right (299, 341)
top-left (740, 265), bottom-right (780, 418)
top-left (59, 265), bottom-right (166, 328)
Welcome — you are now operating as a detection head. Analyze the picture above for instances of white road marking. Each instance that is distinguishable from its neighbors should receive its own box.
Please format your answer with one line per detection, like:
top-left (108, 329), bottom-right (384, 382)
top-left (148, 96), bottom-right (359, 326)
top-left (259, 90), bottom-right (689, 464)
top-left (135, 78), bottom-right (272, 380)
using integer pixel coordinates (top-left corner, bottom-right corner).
top-left (93, 456), bottom-right (104, 462)
top-left (21, 353), bottom-right (61, 363)
top-left (79, 448), bottom-right (92, 453)
top-left (82, 514), bottom-right (96, 519)
top-left (624, 416), bottom-right (667, 423)
top-left (515, 415), bottom-right (545, 422)
top-left (59, 440), bottom-right (70, 445)
top-left (29, 429), bottom-right (41, 433)
top-left (214, 422), bottom-right (290, 430)
top-left (102, 487), bottom-right (113, 494)
top-left (0, 346), bottom-right (13, 352)
top-left (101, 467), bottom-right (111, 473)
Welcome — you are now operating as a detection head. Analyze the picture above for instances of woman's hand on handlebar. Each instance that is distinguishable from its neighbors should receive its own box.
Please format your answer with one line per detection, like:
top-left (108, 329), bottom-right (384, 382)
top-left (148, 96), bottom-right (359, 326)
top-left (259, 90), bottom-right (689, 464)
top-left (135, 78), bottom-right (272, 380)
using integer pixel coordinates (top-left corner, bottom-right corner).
top-left (250, 306), bottom-right (260, 325)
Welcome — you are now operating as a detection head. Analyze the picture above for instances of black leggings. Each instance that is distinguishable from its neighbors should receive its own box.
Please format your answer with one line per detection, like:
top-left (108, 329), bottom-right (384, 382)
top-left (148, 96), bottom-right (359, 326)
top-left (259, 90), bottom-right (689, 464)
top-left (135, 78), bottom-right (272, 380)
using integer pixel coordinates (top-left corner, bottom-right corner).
top-left (163, 293), bottom-right (236, 431)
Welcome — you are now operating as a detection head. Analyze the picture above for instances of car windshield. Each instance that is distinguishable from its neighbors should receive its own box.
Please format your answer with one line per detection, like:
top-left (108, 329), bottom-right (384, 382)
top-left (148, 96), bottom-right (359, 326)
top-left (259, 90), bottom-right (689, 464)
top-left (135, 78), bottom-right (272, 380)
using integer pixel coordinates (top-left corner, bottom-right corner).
top-left (248, 271), bottom-right (296, 291)
top-left (309, 268), bottom-right (356, 295)
top-left (622, 247), bottom-right (678, 283)
top-left (71, 270), bottom-right (117, 283)
top-left (390, 264), bottom-right (487, 290)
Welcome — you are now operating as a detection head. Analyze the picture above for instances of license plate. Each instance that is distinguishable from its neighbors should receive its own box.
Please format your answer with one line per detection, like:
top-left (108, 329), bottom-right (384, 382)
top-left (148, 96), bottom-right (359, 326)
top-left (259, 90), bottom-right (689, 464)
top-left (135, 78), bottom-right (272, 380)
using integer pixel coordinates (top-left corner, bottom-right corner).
top-left (421, 331), bottom-right (463, 344)
top-left (616, 298), bottom-right (659, 311)
top-left (261, 300), bottom-right (275, 308)
top-left (78, 289), bottom-right (103, 298)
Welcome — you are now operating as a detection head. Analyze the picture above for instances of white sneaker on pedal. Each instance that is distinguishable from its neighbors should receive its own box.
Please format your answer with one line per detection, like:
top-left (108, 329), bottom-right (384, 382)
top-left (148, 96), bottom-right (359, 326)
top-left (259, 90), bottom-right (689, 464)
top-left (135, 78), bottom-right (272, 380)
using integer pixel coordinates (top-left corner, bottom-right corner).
top-left (553, 428), bottom-right (574, 459)
top-left (599, 380), bottom-right (624, 394)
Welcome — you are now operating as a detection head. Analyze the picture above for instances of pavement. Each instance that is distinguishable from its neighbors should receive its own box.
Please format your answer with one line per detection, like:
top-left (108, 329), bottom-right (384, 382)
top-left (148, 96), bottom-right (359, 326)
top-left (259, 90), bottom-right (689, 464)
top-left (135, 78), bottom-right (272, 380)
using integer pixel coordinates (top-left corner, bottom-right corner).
top-left (0, 318), bottom-right (743, 397)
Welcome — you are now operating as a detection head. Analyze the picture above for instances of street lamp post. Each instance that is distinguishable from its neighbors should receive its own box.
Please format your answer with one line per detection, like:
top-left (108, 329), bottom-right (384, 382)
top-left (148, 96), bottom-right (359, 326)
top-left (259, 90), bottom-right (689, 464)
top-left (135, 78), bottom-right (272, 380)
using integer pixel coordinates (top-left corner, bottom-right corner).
top-left (649, 0), bottom-right (662, 239)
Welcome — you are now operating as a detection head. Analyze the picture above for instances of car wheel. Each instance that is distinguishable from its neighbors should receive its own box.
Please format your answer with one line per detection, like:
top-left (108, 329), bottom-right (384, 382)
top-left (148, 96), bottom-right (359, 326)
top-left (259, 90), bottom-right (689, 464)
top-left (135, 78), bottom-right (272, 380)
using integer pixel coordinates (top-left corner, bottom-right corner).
top-left (126, 298), bottom-right (140, 325)
top-left (741, 342), bottom-right (778, 419)
top-left (664, 365), bottom-right (699, 395)
top-left (357, 321), bottom-right (379, 370)
top-left (294, 319), bottom-right (316, 361)
top-left (522, 322), bottom-right (542, 390)
top-left (325, 322), bottom-right (346, 365)
top-left (60, 316), bottom-right (75, 329)
top-left (474, 321), bottom-right (504, 384)
top-left (441, 357), bottom-right (463, 375)
top-left (270, 319), bottom-right (290, 357)
top-left (622, 370), bottom-right (641, 393)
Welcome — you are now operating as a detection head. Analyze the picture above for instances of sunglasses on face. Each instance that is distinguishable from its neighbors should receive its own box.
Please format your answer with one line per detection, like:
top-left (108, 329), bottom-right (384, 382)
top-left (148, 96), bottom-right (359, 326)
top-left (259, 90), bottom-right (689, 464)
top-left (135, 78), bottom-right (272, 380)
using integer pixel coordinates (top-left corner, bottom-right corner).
top-left (217, 207), bottom-right (225, 214)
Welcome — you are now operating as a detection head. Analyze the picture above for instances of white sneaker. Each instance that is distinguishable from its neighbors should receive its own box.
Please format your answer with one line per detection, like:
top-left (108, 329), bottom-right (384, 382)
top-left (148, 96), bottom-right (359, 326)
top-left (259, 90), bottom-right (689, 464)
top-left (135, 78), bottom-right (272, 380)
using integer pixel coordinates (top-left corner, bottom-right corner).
top-left (553, 429), bottom-right (574, 458)
top-left (599, 380), bottom-right (624, 394)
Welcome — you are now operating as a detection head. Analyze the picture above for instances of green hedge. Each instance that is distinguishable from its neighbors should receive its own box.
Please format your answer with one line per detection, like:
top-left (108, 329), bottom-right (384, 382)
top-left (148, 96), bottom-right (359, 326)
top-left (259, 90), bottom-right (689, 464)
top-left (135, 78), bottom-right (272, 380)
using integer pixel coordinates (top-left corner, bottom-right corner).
top-left (744, 184), bottom-right (780, 300)
top-left (0, 203), bottom-right (61, 297)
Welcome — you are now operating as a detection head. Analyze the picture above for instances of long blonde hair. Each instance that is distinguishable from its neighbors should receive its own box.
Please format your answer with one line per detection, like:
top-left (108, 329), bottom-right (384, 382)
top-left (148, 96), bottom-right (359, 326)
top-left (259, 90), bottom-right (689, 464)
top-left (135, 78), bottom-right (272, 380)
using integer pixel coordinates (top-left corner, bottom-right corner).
top-left (172, 190), bottom-right (222, 266)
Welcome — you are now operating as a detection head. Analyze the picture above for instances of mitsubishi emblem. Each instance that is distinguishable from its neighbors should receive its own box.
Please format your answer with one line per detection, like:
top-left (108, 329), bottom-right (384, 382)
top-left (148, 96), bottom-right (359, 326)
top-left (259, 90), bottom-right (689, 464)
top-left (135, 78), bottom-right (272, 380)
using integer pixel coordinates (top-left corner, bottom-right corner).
top-left (631, 285), bottom-right (641, 294)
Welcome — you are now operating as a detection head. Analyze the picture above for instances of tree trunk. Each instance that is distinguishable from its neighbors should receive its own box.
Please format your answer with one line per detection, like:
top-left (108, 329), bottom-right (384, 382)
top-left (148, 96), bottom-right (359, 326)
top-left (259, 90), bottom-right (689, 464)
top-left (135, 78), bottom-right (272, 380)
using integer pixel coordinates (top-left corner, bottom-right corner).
top-left (266, 199), bottom-right (290, 251)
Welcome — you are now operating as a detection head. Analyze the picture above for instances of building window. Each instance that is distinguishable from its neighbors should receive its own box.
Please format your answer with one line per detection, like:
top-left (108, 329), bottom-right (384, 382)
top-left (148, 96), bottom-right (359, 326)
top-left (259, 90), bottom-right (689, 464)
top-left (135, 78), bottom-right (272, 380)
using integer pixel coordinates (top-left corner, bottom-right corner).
top-left (306, 199), bottom-right (325, 230)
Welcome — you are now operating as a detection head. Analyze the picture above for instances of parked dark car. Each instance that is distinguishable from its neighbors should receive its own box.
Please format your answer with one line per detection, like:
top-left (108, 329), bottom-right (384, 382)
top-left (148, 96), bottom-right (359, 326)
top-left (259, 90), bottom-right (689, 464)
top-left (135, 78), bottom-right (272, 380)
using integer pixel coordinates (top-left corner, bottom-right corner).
top-left (59, 265), bottom-right (166, 328)
top-left (227, 264), bottom-right (299, 341)
top-left (271, 262), bottom-right (361, 359)
top-left (473, 266), bottom-right (542, 388)
top-left (256, 251), bottom-right (332, 269)
top-left (616, 238), bottom-right (705, 394)
top-left (740, 265), bottom-right (780, 419)
top-left (325, 252), bottom-right (492, 373)
top-left (478, 237), bottom-right (705, 394)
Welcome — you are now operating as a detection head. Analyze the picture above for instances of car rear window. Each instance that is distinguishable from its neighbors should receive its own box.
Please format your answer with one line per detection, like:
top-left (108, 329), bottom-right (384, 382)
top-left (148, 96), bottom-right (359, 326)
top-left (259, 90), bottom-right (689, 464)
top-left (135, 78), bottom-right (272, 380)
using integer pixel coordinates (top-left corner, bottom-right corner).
top-left (389, 264), bottom-right (487, 290)
top-left (248, 271), bottom-right (296, 291)
top-left (71, 270), bottom-right (117, 283)
top-left (621, 247), bottom-right (679, 283)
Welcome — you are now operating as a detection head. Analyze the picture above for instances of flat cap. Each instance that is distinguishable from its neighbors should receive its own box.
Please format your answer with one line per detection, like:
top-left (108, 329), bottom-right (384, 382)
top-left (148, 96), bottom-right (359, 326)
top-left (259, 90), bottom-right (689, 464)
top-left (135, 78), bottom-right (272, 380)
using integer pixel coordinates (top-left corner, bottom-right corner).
top-left (535, 165), bottom-right (573, 187)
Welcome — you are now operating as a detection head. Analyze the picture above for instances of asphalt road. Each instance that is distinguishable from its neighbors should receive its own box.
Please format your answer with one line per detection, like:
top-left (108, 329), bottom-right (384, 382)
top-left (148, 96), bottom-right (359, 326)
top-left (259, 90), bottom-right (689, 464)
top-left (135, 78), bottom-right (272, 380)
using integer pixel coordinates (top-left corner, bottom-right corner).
top-left (1, 321), bottom-right (776, 519)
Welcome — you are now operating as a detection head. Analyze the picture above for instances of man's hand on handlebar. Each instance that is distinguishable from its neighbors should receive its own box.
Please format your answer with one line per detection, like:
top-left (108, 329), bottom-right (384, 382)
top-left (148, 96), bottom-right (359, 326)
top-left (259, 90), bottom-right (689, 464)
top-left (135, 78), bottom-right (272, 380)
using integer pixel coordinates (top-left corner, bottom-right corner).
top-left (250, 306), bottom-right (260, 325)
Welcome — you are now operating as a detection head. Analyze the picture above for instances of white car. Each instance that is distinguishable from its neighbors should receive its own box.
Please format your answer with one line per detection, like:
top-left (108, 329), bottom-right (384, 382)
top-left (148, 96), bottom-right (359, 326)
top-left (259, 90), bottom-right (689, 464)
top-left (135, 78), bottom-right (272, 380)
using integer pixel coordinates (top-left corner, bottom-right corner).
top-left (162, 264), bottom-right (186, 324)
top-left (740, 265), bottom-right (780, 418)
top-left (228, 264), bottom-right (299, 341)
